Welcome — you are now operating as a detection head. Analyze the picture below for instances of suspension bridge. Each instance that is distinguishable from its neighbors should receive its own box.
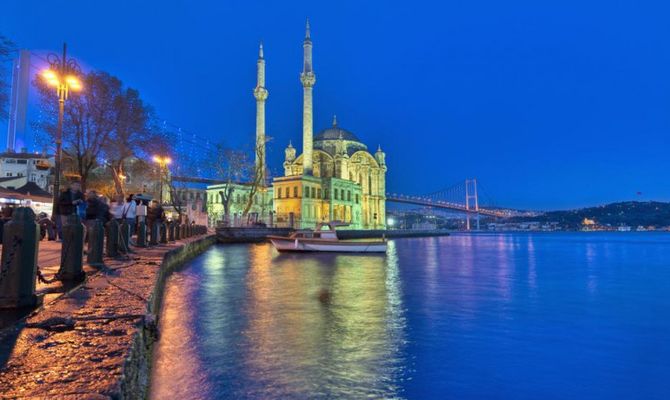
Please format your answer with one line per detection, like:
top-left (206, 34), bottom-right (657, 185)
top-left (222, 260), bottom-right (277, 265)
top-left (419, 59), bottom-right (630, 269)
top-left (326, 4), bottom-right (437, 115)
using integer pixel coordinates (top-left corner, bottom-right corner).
top-left (174, 175), bottom-right (527, 230)
top-left (385, 179), bottom-right (515, 230)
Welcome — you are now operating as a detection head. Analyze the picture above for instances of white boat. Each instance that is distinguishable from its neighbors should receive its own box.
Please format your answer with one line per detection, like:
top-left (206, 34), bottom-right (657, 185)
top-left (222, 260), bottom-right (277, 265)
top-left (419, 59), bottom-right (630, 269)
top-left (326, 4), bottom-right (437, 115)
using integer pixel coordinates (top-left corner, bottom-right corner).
top-left (268, 223), bottom-right (387, 253)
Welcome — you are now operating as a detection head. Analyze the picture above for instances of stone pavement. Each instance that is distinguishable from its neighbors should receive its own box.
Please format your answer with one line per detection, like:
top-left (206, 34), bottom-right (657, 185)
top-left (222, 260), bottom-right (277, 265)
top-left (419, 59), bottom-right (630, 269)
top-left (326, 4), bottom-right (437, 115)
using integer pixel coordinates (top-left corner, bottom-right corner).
top-left (0, 240), bottom-right (98, 315)
top-left (0, 233), bottom-right (216, 399)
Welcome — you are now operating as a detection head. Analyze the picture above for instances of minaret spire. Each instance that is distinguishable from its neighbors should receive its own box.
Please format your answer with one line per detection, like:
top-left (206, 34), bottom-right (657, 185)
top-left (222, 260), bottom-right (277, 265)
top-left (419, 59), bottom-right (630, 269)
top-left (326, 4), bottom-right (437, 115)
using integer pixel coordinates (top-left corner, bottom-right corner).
top-left (300, 18), bottom-right (316, 175)
top-left (254, 41), bottom-right (269, 185)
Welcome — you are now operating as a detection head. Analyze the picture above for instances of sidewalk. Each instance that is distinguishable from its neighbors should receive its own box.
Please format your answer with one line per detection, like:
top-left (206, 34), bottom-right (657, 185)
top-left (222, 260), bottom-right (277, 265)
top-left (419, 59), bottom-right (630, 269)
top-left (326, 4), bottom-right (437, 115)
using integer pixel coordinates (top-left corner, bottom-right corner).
top-left (1, 240), bottom-right (100, 307)
top-left (0, 233), bottom-right (216, 398)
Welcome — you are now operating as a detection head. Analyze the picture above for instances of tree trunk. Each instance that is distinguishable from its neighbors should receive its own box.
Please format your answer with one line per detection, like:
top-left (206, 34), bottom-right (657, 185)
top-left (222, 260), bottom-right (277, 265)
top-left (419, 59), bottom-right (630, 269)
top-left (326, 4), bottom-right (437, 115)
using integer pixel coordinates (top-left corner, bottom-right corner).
top-left (109, 162), bottom-right (125, 197)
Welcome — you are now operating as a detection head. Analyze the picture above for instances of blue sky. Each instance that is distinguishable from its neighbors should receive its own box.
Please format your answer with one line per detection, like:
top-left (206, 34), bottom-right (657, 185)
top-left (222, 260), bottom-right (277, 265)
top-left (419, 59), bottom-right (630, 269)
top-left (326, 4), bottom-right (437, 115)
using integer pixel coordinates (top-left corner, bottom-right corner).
top-left (1, 0), bottom-right (669, 210)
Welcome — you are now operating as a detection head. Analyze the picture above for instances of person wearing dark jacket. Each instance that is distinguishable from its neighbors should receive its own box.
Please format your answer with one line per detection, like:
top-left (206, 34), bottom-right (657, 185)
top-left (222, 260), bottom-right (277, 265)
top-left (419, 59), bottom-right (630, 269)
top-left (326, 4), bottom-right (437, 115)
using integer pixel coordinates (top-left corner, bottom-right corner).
top-left (85, 191), bottom-right (110, 221)
top-left (147, 200), bottom-right (165, 228)
top-left (56, 181), bottom-right (84, 240)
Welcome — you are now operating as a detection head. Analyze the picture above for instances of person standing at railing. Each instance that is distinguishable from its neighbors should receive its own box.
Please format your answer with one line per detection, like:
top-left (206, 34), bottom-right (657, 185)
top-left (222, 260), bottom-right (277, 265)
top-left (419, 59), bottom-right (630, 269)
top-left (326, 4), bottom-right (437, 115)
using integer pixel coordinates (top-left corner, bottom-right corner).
top-left (57, 181), bottom-right (84, 241)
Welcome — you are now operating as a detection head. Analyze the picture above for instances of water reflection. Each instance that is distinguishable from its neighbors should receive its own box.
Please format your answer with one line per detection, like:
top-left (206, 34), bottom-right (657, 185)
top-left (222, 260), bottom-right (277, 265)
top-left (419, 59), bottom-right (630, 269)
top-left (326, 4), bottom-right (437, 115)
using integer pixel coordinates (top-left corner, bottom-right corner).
top-left (241, 248), bottom-right (405, 399)
top-left (152, 244), bottom-right (406, 399)
top-left (152, 234), bottom-right (670, 400)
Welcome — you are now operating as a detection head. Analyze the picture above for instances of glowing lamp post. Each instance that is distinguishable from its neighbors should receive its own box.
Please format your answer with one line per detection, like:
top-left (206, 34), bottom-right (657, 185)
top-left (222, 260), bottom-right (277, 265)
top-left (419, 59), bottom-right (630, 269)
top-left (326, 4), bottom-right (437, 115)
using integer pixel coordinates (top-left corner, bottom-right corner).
top-left (152, 155), bottom-right (172, 204)
top-left (41, 43), bottom-right (82, 215)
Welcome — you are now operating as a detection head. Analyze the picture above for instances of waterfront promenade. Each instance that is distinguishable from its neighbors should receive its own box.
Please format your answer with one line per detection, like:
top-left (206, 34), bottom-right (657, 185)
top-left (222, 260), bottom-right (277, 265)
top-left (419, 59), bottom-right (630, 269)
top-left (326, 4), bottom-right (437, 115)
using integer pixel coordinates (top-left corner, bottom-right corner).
top-left (0, 233), bottom-right (216, 399)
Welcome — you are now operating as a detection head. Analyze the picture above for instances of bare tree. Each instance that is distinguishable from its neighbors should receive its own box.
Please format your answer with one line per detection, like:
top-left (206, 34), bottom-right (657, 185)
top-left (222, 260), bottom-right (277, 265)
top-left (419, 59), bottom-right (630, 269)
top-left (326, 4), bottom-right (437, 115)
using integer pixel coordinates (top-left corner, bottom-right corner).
top-left (104, 89), bottom-right (167, 196)
top-left (35, 71), bottom-right (122, 190)
top-left (207, 144), bottom-right (250, 224)
top-left (242, 138), bottom-right (270, 216)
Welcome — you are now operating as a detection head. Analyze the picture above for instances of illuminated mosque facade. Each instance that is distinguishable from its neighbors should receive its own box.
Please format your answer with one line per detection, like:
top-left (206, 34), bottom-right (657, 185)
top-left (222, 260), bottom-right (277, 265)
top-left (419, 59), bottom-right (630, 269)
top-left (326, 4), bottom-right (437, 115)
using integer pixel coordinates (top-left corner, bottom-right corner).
top-left (208, 21), bottom-right (387, 229)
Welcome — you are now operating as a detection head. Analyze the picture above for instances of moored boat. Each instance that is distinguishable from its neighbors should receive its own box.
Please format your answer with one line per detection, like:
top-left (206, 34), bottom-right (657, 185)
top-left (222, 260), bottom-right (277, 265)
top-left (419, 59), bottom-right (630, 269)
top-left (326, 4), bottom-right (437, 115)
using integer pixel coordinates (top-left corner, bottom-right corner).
top-left (268, 223), bottom-right (387, 253)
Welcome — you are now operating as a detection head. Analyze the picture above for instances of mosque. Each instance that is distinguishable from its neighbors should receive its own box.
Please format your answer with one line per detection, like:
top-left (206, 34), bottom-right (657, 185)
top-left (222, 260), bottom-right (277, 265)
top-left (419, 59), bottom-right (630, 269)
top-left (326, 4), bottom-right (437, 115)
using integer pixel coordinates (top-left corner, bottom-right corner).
top-left (207, 21), bottom-right (387, 229)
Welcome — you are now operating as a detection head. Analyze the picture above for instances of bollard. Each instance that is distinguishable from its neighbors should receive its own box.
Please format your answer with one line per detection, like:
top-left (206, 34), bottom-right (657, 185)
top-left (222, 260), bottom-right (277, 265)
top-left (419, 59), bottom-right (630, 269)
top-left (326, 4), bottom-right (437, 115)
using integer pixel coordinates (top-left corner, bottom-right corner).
top-left (119, 220), bottom-right (130, 253)
top-left (87, 220), bottom-right (104, 266)
top-left (168, 221), bottom-right (175, 241)
top-left (0, 207), bottom-right (41, 308)
top-left (136, 220), bottom-right (147, 247)
top-left (149, 221), bottom-right (159, 245)
top-left (160, 222), bottom-right (168, 244)
top-left (60, 214), bottom-right (85, 281)
top-left (106, 219), bottom-right (120, 258)
top-left (174, 222), bottom-right (181, 240)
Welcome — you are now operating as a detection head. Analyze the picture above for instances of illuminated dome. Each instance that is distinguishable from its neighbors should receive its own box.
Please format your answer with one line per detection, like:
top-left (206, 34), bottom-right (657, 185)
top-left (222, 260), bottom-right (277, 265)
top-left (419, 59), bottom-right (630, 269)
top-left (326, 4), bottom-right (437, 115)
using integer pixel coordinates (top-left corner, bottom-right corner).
top-left (313, 115), bottom-right (368, 156)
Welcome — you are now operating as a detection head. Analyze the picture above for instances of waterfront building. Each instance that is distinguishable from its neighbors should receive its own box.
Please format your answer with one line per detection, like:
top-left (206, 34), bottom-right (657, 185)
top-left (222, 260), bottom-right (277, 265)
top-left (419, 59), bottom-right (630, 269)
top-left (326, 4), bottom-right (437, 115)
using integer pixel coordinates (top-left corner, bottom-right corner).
top-left (0, 151), bottom-right (53, 191)
top-left (206, 21), bottom-right (386, 229)
top-left (273, 21), bottom-right (387, 229)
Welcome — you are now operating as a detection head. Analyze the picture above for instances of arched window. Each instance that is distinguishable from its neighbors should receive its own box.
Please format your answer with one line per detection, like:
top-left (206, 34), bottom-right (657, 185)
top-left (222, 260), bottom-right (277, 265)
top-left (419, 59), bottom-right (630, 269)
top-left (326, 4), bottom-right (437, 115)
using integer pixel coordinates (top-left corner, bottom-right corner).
top-left (368, 176), bottom-right (372, 194)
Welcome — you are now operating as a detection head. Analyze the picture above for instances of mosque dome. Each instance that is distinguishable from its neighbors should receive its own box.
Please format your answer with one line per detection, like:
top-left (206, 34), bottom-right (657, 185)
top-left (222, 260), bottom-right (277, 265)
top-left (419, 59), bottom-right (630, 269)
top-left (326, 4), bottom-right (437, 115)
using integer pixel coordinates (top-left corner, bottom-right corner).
top-left (313, 115), bottom-right (368, 156)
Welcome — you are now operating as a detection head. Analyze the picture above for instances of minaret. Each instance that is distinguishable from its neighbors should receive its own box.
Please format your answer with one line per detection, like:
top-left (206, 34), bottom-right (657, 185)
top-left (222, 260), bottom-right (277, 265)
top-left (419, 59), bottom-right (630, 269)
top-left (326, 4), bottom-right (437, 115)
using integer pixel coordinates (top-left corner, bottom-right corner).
top-left (253, 42), bottom-right (268, 184)
top-left (300, 19), bottom-right (316, 175)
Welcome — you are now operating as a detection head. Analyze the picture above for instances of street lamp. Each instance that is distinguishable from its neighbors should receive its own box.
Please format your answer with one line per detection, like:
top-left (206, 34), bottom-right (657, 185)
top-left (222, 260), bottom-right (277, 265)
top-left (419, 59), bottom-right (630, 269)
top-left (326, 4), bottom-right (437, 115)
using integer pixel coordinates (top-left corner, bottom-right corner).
top-left (152, 155), bottom-right (172, 204)
top-left (41, 43), bottom-right (82, 215)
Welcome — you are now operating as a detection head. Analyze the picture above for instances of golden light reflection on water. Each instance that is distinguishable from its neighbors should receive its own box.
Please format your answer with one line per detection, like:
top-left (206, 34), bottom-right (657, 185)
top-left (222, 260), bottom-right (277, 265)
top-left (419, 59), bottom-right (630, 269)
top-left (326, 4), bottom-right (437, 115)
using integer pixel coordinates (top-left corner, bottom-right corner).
top-left (240, 244), bottom-right (406, 399)
top-left (150, 264), bottom-right (212, 400)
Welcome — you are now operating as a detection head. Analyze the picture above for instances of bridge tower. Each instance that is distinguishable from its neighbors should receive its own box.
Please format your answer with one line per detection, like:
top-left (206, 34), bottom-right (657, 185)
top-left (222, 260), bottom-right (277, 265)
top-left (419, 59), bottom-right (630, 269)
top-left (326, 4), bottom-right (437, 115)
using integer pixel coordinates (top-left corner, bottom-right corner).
top-left (465, 179), bottom-right (479, 230)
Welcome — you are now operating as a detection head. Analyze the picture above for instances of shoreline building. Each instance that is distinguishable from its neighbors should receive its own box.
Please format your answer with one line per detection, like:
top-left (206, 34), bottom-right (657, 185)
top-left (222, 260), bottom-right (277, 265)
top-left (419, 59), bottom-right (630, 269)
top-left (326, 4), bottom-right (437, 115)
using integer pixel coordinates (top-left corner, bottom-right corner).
top-left (207, 21), bottom-right (386, 229)
top-left (273, 21), bottom-right (387, 229)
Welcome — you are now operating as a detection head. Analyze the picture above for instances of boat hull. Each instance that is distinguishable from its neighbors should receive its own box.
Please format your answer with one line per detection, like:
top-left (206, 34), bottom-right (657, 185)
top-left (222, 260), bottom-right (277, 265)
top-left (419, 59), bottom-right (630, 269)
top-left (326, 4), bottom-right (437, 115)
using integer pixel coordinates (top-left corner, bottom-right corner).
top-left (268, 236), bottom-right (387, 253)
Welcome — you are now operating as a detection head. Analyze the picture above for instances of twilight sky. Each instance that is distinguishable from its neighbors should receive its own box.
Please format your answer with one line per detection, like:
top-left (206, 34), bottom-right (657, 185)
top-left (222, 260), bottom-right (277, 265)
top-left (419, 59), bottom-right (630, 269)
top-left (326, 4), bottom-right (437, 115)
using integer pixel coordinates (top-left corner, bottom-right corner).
top-left (1, 0), bottom-right (669, 210)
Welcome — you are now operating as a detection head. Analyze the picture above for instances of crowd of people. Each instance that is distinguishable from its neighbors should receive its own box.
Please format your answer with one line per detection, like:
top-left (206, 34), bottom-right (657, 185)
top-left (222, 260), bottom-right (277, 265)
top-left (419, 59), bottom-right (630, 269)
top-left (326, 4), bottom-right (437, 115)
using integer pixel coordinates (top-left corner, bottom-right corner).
top-left (0, 180), bottom-right (175, 245)
top-left (51, 181), bottom-right (167, 243)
